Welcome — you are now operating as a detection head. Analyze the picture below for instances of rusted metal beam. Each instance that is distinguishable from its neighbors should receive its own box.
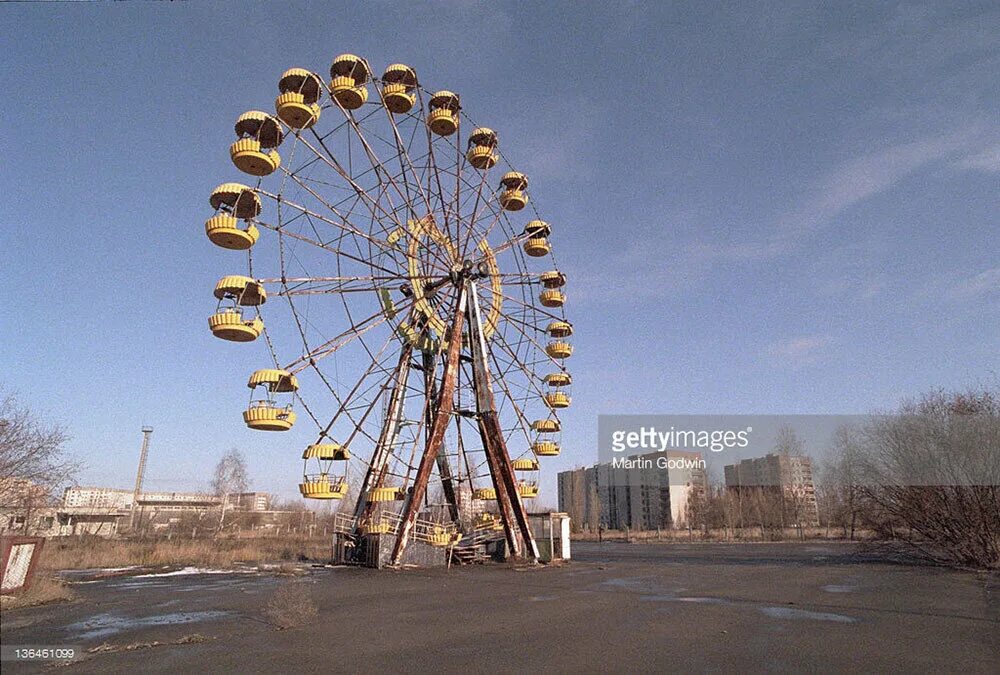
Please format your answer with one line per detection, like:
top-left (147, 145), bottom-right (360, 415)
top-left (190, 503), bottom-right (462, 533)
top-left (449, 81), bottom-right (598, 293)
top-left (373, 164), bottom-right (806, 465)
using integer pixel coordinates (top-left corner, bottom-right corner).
top-left (467, 281), bottom-right (539, 561)
top-left (426, 350), bottom-right (461, 524)
top-left (354, 342), bottom-right (414, 531)
top-left (390, 290), bottom-right (467, 565)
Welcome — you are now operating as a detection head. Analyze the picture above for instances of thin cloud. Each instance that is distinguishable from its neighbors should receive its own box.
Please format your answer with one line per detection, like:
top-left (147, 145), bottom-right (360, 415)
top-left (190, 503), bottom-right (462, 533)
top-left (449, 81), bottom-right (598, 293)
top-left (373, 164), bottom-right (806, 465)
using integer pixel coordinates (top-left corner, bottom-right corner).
top-left (775, 128), bottom-right (985, 241)
top-left (956, 145), bottom-right (1000, 173)
top-left (768, 336), bottom-right (832, 365)
top-left (946, 268), bottom-right (1000, 301)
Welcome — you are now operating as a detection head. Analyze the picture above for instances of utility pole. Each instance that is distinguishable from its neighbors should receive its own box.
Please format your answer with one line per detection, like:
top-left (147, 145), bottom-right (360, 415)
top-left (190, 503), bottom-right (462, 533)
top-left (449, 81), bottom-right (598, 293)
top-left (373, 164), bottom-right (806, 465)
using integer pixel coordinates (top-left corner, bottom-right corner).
top-left (130, 426), bottom-right (153, 532)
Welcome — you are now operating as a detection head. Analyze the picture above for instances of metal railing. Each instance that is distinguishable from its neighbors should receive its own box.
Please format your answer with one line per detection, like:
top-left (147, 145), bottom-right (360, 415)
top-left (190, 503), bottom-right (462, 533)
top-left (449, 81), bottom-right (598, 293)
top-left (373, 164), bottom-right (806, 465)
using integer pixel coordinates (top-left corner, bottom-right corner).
top-left (330, 509), bottom-right (460, 545)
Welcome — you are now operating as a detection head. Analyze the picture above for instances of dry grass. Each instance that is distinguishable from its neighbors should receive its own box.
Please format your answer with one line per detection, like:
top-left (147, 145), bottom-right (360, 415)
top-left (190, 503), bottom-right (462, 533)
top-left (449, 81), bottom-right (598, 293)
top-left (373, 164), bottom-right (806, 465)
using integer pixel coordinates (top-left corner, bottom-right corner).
top-left (0, 574), bottom-right (75, 611)
top-left (571, 527), bottom-right (876, 543)
top-left (264, 582), bottom-right (318, 629)
top-left (40, 536), bottom-right (332, 572)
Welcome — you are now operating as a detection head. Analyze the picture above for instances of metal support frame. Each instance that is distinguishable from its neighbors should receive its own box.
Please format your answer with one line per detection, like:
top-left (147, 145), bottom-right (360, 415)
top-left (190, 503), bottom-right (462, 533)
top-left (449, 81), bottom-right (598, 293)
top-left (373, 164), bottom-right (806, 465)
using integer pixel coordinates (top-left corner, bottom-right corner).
top-left (354, 343), bottom-right (414, 530)
top-left (467, 281), bottom-right (539, 561)
top-left (390, 289), bottom-right (468, 564)
top-left (426, 349), bottom-right (461, 523)
top-left (389, 279), bottom-right (539, 565)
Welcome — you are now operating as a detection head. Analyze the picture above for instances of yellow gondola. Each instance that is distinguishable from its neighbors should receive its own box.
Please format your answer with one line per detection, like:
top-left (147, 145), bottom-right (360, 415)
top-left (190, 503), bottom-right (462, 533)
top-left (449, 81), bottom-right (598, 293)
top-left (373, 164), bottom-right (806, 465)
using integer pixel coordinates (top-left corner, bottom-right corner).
top-left (299, 475), bottom-right (348, 499)
top-left (472, 487), bottom-right (497, 500)
top-left (208, 310), bottom-right (263, 343)
top-left (329, 53), bottom-right (370, 109)
top-left (544, 391), bottom-right (571, 409)
top-left (362, 520), bottom-right (394, 534)
top-left (532, 419), bottom-right (561, 433)
top-left (427, 90), bottom-right (460, 136)
top-left (466, 127), bottom-right (498, 169)
top-left (302, 443), bottom-right (350, 460)
top-left (532, 440), bottom-right (561, 456)
top-left (547, 321), bottom-right (573, 338)
top-left (499, 171), bottom-right (528, 211)
top-left (209, 276), bottom-right (266, 342)
top-left (512, 457), bottom-right (540, 471)
top-left (427, 529), bottom-right (461, 547)
top-left (539, 271), bottom-right (566, 289)
top-left (544, 371), bottom-right (572, 387)
top-left (524, 238), bottom-right (551, 257)
top-left (539, 289), bottom-right (566, 308)
top-left (546, 341), bottom-right (573, 359)
top-left (276, 68), bottom-right (323, 129)
top-left (381, 63), bottom-right (417, 114)
top-left (517, 481), bottom-right (539, 499)
top-left (474, 512), bottom-right (503, 531)
top-left (230, 111), bottom-right (283, 176)
top-left (205, 183), bottom-right (261, 250)
top-left (243, 368), bottom-right (298, 431)
top-left (368, 486), bottom-right (406, 502)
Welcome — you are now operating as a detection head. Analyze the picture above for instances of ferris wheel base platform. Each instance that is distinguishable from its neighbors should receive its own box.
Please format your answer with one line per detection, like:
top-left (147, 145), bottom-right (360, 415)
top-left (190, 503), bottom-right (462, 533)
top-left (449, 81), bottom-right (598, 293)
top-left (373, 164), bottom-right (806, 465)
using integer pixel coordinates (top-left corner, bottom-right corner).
top-left (331, 512), bottom-right (571, 569)
top-left (333, 532), bottom-right (453, 569)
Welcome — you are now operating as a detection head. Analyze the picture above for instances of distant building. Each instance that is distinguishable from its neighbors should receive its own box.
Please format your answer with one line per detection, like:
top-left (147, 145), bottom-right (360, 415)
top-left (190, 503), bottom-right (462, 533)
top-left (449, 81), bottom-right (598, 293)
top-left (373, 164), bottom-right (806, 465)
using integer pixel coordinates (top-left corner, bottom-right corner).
top-left (723, 454), bottom-right (819, 526)
top-left (558, 451), bottom-right (707, 531)
top-left (226, 492), bottom-right (271, 512)
top-left (63, 486), bottom-right (133, 509)
top-left (63, 487), bottom-right (271, 513)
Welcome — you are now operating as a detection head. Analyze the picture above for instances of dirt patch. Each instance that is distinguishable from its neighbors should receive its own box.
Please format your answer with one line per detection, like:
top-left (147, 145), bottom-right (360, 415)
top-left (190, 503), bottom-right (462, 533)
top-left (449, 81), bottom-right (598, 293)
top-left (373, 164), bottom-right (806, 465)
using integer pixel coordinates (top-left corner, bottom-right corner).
top-left (264, 582), bottom-right (318, 629)
top-left (0, 575), bottom-right (75, 611)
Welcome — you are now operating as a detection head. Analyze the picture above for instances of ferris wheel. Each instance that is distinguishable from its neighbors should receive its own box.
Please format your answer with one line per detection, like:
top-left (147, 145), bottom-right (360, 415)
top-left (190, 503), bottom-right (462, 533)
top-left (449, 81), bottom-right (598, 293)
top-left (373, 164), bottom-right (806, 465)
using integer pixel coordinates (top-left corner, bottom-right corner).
top-left (204, 54), bottom-right (572, 563)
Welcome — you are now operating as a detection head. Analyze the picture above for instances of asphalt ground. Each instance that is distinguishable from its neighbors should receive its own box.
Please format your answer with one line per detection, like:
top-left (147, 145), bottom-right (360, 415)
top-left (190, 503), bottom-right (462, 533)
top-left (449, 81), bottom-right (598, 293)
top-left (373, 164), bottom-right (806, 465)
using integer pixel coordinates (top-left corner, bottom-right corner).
top-left (2, 542), bottom-right (997, 673)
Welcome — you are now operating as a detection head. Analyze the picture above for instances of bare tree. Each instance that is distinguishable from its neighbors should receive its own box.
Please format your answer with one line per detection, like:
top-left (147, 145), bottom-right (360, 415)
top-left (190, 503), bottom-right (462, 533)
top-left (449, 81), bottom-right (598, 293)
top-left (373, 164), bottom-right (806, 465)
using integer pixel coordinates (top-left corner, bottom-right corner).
top-left (774, 425), bottom-right (804, 457)
top-left (835, 387), bottom-right (1000, 568)
top-left (211, 448), bottom-right (249, 535)
top-left (0, 393), bottom-right (77, 532)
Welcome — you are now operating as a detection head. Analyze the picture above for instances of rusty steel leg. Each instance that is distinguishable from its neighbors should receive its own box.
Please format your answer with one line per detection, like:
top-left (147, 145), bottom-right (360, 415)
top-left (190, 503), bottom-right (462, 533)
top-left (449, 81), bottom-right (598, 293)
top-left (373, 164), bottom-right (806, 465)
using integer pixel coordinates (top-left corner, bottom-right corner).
top-left (477, 411), bottom-right (523, 557)
top-left (466, 281), bottom-right (539, 561)
top-left (425, 349), bottom-right (461, 524)
top-left (353, 342), bottom-right (414, 531)
top-left (390, 290), bottom-right (467, 565)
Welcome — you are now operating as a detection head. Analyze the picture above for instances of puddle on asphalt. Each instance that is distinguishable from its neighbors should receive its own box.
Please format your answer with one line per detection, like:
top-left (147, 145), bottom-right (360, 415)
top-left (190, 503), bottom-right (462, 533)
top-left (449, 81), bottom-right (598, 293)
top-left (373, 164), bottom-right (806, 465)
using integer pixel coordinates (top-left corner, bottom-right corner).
top-left (527, 595), bottom-right (558, 602)
top-left (639, 595), bottom-right (730, 605)
top-left (821, 584), bottom-right (858, 594)
top-left (675, 596), bottom-right (731, 605)
top-left (600, 577), bottom-right (663, 593)
top-left (758, 607), bottom-right (858, 623)
top-left (66, 611), bottom-right (232, 641)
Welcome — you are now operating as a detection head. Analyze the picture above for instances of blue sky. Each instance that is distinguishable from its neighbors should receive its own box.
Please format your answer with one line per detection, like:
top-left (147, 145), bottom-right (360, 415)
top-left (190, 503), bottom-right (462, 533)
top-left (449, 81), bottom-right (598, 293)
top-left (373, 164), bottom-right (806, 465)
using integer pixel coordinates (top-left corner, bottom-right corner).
top-left (2, 1), bottom-right (997, 502)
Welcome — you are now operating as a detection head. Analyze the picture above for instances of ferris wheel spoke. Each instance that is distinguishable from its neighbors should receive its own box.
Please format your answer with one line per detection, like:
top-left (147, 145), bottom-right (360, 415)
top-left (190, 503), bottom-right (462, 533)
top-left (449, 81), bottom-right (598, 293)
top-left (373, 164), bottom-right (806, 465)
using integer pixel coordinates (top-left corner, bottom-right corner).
top-left (379, 101), bottom-right (439, 230)
top-left (283, 295), bottom-right (418, 373)
top-left (341, 108), bottom-right (428, 224)
top-left (488, 338), bottom-right (558, 425)
top-left (289, 142), bottom-right (457, 276)
top-left (313, 342), bottom-right (413, 467)
top-left (300, 129), bottom-right (410, 234)
top-left (492, 305), bottom-right (570, 375)
top-left (258, 274), bottom-right (436, 297)
top-left (499, 290), bottom-right (566, 324)
top-left (458, 168), bottom-right (502, 260)
top-left (254, 218), bottom-right (407, 279)
top-left (485, 347), bottom-right (535, 449)
top-left (422, 124), bottom-right (463, 260)
top-left (261, 176), bottom-right (406, 262)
